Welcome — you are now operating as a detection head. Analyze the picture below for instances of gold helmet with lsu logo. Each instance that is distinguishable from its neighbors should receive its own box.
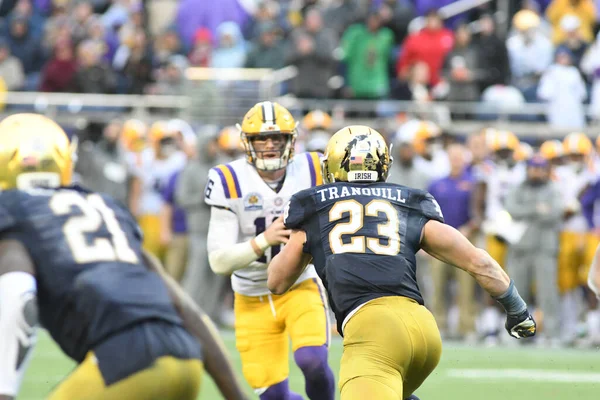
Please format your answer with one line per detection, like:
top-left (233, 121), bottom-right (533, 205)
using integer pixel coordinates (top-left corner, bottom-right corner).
top-left (0, 113), bottom-right (76, 190)
top-left (238, 101), bottom-right (297, 171)
top-left (323, 125), bottom-right (391, 183)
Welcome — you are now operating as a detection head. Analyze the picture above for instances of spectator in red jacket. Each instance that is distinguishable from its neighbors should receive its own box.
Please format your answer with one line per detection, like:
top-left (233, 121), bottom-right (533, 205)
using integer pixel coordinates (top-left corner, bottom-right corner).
top-left (39, 39), bottom-right (78, 92)
top-left (396, 9), bottom-right (454, 86)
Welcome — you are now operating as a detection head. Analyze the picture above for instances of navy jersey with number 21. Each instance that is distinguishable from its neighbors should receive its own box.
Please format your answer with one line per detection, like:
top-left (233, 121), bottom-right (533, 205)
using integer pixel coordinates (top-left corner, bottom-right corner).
top-left (284, 181), bottom-right (444, 335)
top-left (0, 185), bottom-right (182, 363)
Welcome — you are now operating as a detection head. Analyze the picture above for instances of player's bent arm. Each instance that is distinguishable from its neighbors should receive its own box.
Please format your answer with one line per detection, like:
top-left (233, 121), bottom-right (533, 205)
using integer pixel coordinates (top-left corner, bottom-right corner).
top-left (421, 220), bottom-right (521, 302)
top-left (0, 241), bottom-right (38, 400)
top-left (268, 230), bottom-right (313, 295)
top-left (142, 250), bottom-right (249, 400)
top-left (207, 207), bottom-right (267, 275)
top-left (588, 244), bottom-right (600, 299)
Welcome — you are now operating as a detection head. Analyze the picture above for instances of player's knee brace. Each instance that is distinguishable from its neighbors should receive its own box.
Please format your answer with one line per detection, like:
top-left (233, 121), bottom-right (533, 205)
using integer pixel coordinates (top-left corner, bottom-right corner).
top-left (0, 272), bottom-right (38, 397)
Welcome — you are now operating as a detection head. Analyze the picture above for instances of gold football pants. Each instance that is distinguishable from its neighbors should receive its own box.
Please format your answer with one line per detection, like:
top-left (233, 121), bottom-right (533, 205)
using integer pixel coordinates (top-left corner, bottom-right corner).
top-left (48, 352), bottom-right (203, 400)
top-left (339, 296), bottom-right (442, 400)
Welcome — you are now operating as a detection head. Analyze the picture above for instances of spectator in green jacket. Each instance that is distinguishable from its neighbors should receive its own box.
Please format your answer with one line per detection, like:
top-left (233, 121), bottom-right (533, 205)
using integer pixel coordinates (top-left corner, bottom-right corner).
top-left (341, 11), bottom-right (394, 99)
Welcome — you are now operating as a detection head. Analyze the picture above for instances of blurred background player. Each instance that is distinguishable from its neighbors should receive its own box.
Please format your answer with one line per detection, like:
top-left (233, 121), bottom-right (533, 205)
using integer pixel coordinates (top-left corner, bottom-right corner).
top-left (0, 113), bottom-right (248, 400)
top-left (514, 142), bottom-right (534, 163)
top-left (473, 130), bottom-right (525, 342)
top-left (540, 139), bottom-right (567, 174)
top-left (159, 122), bottom-right (197, 282)
top-left (504, 154), bottom-right (563, 345)
top-left (175, 125), bottom-right (231, 325)
top-left (120, 118), bottom-right (149, 174)
top-left (268, 125), bottom-right (536, 400)
top-left (399, 120), bottom-right (450, 182)
top-left (129, 121), bottom-right (186, 262)
top-left (300, 109), bottom-right (333, 154)
top-left (216, 125), bottom-right (246, 165)
top-left (558, 132), bottom-right (596, 344)
top-left (205, 101), bottom-right (335, 400)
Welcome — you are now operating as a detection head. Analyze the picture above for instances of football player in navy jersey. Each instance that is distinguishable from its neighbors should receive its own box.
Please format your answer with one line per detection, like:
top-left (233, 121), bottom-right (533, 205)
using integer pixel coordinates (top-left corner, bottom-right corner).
top-left (0, 114), bottom-right (248, 400)
top-left (268, 125), bottom-right (536, 400)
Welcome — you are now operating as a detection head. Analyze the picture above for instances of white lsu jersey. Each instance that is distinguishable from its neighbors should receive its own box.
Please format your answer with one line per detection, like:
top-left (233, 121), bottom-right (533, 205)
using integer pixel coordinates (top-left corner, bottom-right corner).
top-left (556, 164), bottom-right (596, 232)
top-left (479, 160), bottom-right (526, 220)
top-left (205, 152), bottom-right (322, 296)
top-left (130, 148), bottom-right (187, 215)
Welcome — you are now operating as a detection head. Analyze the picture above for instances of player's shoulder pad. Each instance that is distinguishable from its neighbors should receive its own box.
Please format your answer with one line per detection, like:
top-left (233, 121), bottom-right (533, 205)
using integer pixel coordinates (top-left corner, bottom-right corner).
top-left (294, 151), bottom-right (324, 187)
top-left (283, 187), bottom-right (315, 230)
top-left (205, 161), bottom-right (243, 208)
top-left (415, 189), bottom-right (445, 224)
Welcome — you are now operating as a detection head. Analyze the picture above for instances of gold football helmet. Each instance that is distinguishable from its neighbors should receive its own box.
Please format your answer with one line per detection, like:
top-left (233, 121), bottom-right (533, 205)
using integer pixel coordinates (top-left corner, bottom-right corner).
top-left (303, 110), bottom-right (332, 131)
top-left (323, 125), bottom-right (391, 183)
top-left (121, 119), bottom-right (148, 153)
top-left (563, 132), bottom-right (592, 156)
top-left (514, 142), bottom-right (533, 162)
top-left (150, 120), bottom-right (179, 157)
top-left (218, 126), bottom-right (244, 153)
top-left (0, 113), bottom-right (76, 190)
top-left (540, 139), bottom-right (564, 161)
top-left (238, 101), bottom-right (297, 171)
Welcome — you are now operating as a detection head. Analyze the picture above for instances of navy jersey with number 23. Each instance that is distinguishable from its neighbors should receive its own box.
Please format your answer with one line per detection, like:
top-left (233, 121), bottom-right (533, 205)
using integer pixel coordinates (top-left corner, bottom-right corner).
top-left (284, 181), bottom-right (444, 335)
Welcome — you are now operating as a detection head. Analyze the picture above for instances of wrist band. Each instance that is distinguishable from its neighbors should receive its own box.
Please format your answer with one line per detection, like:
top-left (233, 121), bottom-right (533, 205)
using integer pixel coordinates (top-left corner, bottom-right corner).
top-left (493, 280), bottom-right (527, 316)
top-left (254, 233), bottom-right (270, 252)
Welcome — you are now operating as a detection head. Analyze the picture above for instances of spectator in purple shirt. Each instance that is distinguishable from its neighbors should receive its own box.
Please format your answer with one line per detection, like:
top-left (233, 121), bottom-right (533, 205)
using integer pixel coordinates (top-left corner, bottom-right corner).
top-left (160, 170), bottom-right (189, 282)
top-left (427, 143), bottom-right (478, 339)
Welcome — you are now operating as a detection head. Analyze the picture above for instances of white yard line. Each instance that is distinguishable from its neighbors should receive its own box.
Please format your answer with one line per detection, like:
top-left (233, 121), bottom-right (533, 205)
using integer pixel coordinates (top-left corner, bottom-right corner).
top-left (447, 369), bottom-right (600, 383)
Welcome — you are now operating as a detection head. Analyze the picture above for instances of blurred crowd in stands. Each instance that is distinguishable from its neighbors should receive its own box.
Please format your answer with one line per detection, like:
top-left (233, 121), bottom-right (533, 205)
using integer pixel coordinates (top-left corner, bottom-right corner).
top-left (3, 0), bottom-right (600, 127)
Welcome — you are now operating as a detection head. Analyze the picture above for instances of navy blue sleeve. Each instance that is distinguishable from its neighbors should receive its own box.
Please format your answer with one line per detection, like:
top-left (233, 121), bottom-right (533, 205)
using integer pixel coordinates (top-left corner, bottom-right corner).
top-left (0, 204), bottom-right (16, 233)
top-left (283, 189), bottom-right (314, 230)
top-left (0, 192), bottom-right (20, 235)
top-left (419, 191), bottom-right (445, 224)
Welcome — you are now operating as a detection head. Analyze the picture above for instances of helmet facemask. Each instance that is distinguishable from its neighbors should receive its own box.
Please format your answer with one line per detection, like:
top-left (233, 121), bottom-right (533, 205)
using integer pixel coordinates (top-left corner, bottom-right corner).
top-left (242, 131), bottom-right (296, 171)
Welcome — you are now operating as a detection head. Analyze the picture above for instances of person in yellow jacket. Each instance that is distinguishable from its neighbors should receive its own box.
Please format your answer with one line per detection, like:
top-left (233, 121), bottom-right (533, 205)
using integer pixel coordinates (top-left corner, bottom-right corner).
top-left (546, 0), bottom-right (596, 44)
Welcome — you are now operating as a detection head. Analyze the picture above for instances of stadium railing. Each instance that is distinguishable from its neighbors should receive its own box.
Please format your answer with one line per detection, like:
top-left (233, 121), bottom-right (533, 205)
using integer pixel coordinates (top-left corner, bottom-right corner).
top-left (1, 65), bottom-right (598, 139)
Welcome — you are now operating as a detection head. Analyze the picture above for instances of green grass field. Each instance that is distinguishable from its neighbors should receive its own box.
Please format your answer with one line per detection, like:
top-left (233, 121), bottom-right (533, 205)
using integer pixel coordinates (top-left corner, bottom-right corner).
top-left (20, 330), bottom-right (600, 400)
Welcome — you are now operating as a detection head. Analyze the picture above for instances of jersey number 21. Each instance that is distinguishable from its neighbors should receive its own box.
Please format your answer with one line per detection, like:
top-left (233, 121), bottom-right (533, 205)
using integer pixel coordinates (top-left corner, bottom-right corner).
top-left (50, 192), bottom-right (139, 264)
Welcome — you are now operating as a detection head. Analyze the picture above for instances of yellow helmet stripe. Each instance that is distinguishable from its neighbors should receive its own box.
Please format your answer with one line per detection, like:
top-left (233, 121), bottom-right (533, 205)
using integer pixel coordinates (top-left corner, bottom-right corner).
top-left (566, 136), bottom-right (578, 153)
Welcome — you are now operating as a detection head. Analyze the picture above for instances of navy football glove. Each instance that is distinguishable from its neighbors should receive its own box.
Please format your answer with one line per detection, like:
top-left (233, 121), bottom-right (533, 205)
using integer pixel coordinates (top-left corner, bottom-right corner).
top-left (505, 309), bottom-right (536, 339)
